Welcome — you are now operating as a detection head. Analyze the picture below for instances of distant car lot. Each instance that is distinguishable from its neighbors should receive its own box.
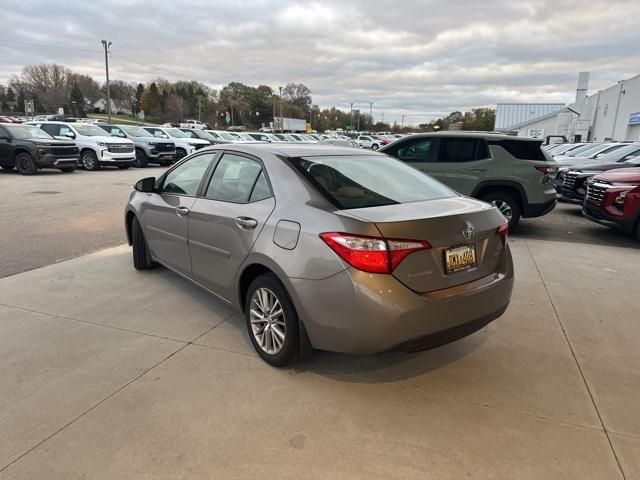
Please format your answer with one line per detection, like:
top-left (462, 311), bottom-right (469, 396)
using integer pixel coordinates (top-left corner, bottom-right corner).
top-left (0, 166), bottom-right (636, 280)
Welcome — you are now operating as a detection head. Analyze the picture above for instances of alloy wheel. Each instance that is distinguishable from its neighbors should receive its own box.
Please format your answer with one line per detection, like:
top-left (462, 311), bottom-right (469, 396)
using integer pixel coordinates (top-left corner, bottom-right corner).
top-left (249, 287), bottom-right (286, 355)
top-left (492, 200), bottom-right (513, 220)
top-left (82, 152), bottom-right (96, 170)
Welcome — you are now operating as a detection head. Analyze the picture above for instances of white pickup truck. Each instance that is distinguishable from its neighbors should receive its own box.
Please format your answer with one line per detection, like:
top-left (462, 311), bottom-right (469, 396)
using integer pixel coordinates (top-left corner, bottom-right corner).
top-left (179, 120), bottom-right (206, 130)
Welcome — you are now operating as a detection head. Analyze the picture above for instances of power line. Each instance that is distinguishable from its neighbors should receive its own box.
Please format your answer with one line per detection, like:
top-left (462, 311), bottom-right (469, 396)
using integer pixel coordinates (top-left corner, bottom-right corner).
top-left (0, 38), bottom-right (100, 53)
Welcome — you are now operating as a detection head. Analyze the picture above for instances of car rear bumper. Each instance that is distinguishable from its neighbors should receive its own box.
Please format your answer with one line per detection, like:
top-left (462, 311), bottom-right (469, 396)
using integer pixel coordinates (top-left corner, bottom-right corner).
top-left (523, 197), bottom-right (557, 217)
top-left (289, 247), bottom-right (514, 354)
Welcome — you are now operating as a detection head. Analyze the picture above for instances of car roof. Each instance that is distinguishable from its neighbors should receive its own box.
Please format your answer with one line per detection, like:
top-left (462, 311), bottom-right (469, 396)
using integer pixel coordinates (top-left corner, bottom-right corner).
top-left (201, 143), bottom-right (375, 158)
top-left (400, 131), bottom-right (542, 142)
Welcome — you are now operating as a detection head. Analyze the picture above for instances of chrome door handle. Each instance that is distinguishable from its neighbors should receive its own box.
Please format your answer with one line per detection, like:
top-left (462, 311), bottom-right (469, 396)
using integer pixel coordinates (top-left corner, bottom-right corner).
top-left (235, 217), bottom-right (258, 230)
top-left (471, 168), bottom-right (487, 173)
top-left (176, 206), bottom-right (190, 217)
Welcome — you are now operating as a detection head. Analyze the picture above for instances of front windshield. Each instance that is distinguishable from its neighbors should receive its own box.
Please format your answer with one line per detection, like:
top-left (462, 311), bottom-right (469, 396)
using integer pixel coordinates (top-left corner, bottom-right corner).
top-left (567, 144), bottom-right (602, 157)
top-left (589, 145), bottom-right (624, 159)
top-left (166, 128), bottom-right (188, 138)
top-left (216, 131), bottom-right (236, 141)
top-left (72, 123), bottom-right (108, 137)
top-left (228, 132), bottom-right (242, 140)
top-left (196, 131), bottom-right (215, 141)
top-left (121, 126), bottom-right (152, 137)
top-left (206, 131), bottom-right (221, 139)
top-left (290, 155), bottom-right (456, 209)
top-left (144, 128), bottom-right (169, 139)
top-left (6, 125), bottom-right (53, 140)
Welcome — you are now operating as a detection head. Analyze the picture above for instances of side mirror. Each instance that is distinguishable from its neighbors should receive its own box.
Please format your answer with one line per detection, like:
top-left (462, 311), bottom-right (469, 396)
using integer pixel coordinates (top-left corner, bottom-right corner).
top-left (134, 177), bottom-right (156, 193)
top-left (64, 132), bottom-right (75, 139)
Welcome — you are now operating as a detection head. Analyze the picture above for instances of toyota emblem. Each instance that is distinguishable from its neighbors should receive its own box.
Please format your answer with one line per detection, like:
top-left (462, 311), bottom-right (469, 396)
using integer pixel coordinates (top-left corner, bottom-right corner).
top-left (462, 224), bottom-right (475, 240)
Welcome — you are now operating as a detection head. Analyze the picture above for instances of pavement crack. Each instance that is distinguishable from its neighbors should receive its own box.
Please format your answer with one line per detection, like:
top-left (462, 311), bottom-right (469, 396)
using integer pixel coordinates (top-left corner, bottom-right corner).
top-left (525, 240), bottom-right (628, 480)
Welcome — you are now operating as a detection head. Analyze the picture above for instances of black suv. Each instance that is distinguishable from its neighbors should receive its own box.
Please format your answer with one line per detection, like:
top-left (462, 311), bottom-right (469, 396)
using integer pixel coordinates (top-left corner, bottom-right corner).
top-left (0, 123), bottom-right (79, 174)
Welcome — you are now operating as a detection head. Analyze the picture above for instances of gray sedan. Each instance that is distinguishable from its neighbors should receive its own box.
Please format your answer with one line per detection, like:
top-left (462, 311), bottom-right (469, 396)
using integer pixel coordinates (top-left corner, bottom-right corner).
top-left (125, 144), bottom-right (514, 366)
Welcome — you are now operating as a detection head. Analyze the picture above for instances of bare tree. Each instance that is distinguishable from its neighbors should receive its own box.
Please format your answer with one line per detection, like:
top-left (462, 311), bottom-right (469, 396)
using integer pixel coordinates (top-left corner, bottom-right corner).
top-left (20, 64), bottom-right (72, 112)
top-left (165, 93), bottom-right (185, 123)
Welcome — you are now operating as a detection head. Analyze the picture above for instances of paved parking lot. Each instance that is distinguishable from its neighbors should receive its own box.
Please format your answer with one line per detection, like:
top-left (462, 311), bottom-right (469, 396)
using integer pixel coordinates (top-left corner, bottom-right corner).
top-left (1, 200), bottom-right (640, 477)
top-left (2, 167), bottom-right (640, 478)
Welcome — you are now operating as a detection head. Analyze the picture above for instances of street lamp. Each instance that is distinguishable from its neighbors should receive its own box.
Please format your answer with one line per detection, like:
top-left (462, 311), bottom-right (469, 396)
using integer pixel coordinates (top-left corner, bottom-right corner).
top-left (279, 86), bottom-right (283, 133)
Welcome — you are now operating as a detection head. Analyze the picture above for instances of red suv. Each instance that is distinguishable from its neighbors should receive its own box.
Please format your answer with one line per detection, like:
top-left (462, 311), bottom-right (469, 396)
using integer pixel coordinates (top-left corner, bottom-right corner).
top-left (583, 168), bottom-right (640, 241)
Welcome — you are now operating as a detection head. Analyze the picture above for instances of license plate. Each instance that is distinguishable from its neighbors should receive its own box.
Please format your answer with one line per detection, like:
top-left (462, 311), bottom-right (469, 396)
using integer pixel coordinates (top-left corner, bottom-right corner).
top-left (445, 244), bottom-right (477, 273)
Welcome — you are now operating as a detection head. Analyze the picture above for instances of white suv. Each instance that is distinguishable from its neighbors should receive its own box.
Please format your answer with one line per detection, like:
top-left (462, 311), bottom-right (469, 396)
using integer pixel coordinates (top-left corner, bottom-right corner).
top-left (179, 120), bottom-right (206, 130)
top-left (357, 135), bottom-right (382, 150)
top-left (143, 127), bottom-right (209, 160)
top-left (29, 121), bottom-right (135, 170)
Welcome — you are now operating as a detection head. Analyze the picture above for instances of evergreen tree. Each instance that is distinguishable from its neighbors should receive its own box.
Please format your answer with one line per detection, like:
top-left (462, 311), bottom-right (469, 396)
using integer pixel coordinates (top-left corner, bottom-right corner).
top-left (70, 81), bottom-right (85, 117)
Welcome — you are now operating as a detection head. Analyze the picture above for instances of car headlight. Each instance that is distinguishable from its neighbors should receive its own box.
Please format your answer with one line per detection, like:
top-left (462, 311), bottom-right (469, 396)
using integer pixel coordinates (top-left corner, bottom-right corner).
top-left (38, 148), bottom-right (50, 155)
top-left (97, 141), bottom-right (107, 147)
top-left (145, 141), bottom-right (155, 145)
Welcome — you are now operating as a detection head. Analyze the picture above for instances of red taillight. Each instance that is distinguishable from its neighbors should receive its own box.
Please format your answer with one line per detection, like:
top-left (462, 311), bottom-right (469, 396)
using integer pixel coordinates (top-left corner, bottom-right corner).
top-left (319, 232), bottom-right (431, 274)
top-left (497, 220), bottom-right (509, 245)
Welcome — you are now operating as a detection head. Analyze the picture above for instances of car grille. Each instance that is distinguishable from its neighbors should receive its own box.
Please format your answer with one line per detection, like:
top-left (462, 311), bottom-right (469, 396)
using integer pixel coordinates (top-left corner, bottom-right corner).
top-left (586, 183), bottom-right (608, 205)
top-left (107, 144), bottom-right (134, 154)
top-left (153, 143), bottom-right (175, 152)
top-left (563, 172), bottom-right (578, 188)
top-left (51, 146), bottom-right (79, 156)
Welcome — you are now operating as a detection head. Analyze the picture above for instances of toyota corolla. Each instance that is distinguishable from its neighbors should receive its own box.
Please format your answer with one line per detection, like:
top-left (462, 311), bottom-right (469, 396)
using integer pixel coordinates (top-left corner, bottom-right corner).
top-left (125, 144), bottom-right (514, 366)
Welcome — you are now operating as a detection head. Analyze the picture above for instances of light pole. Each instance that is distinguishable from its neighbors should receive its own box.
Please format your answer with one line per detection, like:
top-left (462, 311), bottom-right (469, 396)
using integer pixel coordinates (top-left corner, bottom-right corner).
top-left (349, 102), bottom-right (353, 132)
top-left (101, 40), bottom-right (112, 123)
top-left (368, 102), bottom-right (374, 128)
top-left (401, 114), bottom-right (405, 129)
top-left (279, 86), bottom-right (283, 133)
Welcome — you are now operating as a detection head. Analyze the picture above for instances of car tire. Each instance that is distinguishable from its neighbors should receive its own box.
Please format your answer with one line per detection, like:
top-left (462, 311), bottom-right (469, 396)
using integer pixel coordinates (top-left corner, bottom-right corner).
top-left (134, 148), bottom-right (148, 168)
top-left (15, 152), bottom-right (38, 175)
top-left (159, 160), bottom-right (172, 167)
top-left (60, 166), bottom-right (76, 173)
top-left (175, 148), bottom-right (187, 160)
top-left (371, 143), bottom-right (379, 151)
top-left (131, 216), bottom-right (157, 270)
top-left (481, 191), bottom-right (522, 231)
top-left (81, 150), bottom-right (100, 171)
top-left (118, 165), bottom-right (131, 169)
top-left (245, 273), bottom-right (300, 367)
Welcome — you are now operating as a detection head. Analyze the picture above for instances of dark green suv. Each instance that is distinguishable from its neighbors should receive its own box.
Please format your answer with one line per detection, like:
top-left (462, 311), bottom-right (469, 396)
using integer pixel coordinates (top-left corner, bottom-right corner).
top-left (379, 132), bottom-right (558, 229)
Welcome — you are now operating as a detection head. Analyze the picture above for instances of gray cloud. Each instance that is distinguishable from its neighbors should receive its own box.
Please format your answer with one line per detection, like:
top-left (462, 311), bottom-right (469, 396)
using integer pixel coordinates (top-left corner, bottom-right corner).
top-left (1, 0), bottom-right (639, 124)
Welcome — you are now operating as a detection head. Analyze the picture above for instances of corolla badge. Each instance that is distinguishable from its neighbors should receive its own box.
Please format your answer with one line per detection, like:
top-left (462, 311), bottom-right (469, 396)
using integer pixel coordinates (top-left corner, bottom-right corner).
top-left (462, 223), bottom-right (475, 240)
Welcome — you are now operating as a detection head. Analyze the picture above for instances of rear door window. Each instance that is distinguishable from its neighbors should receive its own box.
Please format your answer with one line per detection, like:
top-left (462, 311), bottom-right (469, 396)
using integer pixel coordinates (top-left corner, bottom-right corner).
top-left (205, 153), bottom-right (271, 203)
top-left (437, 138), bottom-right (477, 162)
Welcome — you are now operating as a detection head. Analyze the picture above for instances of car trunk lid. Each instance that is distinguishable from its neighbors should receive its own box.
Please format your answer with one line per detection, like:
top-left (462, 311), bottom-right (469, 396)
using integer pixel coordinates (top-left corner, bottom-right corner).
top-left (339, 197), bottom-right (507, 293)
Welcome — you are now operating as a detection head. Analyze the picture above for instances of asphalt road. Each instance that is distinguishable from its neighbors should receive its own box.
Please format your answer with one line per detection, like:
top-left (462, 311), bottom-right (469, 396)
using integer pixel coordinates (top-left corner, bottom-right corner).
top-left (1, 167), bottom-right (638, 278)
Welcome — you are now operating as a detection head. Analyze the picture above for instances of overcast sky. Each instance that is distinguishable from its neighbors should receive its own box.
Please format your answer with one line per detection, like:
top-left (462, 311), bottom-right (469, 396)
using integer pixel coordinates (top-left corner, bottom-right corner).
top-left (1, 0), bottom-right (639, 124)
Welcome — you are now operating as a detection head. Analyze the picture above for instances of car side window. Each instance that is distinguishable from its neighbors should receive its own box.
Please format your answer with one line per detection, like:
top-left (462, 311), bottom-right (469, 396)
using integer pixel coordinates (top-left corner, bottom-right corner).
top-left (161, 154), bottom-right (214, 196)
top-left (0, 126), bottom-right (8, 138)
top-left (41, 124), bottom-right (60, 136)
top-left (59, 125), bottom-right (75, 138)
top-left (388, 138), bottom-right (433, 162)
top-left (111, 127), bottom-right (125, 138)
top-left (205, 153), bottom-right (270, 203)
top-left (438, 138), bottom-right (477, 162)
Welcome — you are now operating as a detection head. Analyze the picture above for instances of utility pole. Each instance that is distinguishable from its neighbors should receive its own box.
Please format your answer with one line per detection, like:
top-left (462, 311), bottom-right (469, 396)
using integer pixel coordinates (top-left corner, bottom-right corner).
top-left (349, 102), bottom-right (353, 131)
top-left (101, 40), bottom-right (112, 123)
top-left (401, 114), bottom-right (405, 129)
top-left (381, 112), bottom-right (384, 126)
top-left (369, 102), bottom-right (374, 128)
top-left (198, 96), bottom-right (202, 122)
top-left (279, 86), bottom-right (283, 133)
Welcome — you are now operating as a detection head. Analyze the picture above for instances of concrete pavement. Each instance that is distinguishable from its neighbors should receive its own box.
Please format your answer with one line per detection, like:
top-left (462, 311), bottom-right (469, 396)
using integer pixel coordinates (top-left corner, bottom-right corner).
top-left (1, 237), bottom-right (639, 479)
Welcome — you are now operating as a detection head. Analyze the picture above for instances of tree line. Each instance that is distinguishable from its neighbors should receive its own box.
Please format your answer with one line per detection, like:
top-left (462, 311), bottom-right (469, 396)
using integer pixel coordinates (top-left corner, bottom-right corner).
top-left (0, 63), bottom-right (496, 132)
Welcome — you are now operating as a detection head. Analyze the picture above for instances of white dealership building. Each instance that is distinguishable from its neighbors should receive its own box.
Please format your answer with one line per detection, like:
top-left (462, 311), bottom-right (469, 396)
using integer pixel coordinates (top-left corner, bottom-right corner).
top-left (497, 72), bottom-right (640, 142)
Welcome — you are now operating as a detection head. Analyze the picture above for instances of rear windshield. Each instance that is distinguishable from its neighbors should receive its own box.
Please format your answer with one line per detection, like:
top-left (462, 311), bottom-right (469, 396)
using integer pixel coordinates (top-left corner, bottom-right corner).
top-left (487, 139), bottom-right (546, 160)
top-left (290, 155), bottom-right (456, 209)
